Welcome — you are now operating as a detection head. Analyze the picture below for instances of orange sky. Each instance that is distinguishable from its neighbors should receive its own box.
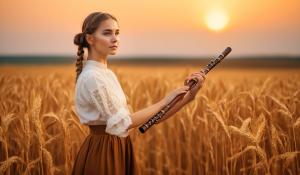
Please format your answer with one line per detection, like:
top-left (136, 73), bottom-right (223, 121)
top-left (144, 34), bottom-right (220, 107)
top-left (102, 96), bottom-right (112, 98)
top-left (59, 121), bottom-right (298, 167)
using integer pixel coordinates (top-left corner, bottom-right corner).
top-left (0, 0), bottom-right (299, 57)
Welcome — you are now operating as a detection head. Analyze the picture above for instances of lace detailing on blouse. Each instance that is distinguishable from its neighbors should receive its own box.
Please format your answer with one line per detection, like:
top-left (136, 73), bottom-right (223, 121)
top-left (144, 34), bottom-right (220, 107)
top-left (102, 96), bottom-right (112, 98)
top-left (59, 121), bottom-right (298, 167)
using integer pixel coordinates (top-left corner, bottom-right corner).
top-left (105, 107), bottom-right (132, 137)
top-left (74, 60), bottom-right (132, 137)
top-left (91, 88), bottom-right (119, 116)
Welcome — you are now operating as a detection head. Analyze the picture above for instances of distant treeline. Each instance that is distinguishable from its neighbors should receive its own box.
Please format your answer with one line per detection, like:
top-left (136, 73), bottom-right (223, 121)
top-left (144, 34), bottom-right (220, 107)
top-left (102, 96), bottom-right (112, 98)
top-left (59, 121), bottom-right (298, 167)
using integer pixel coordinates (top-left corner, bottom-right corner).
top-left (0, 55), bottom-right (300, 68)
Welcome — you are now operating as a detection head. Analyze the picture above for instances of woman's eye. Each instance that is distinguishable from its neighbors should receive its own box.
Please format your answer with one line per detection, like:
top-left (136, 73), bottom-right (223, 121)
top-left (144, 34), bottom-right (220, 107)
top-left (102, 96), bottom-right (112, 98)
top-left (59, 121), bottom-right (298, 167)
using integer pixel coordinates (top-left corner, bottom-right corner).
top-left (103, 32), bottom-right (119, 36)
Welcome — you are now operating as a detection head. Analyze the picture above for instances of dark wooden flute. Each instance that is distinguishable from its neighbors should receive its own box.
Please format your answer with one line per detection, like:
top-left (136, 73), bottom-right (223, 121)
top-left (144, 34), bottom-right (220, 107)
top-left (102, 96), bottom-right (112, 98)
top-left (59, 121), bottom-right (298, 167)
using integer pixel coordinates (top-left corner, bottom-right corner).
top-left (139, 47), bottom-right (232, 133)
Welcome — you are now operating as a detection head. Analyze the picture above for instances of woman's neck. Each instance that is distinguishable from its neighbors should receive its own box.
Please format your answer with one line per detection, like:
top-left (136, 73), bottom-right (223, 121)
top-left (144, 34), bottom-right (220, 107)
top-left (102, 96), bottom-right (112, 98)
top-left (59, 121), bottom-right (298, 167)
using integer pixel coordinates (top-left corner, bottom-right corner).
top-left (87, 51), bottom-right (108, 66)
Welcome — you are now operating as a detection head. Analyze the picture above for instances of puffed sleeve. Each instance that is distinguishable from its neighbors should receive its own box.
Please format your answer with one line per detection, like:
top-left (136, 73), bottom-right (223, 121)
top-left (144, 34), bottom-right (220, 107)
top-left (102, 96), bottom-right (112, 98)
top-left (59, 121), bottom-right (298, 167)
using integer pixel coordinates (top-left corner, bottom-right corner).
top-left (84, 73), bottom-right (133, 137)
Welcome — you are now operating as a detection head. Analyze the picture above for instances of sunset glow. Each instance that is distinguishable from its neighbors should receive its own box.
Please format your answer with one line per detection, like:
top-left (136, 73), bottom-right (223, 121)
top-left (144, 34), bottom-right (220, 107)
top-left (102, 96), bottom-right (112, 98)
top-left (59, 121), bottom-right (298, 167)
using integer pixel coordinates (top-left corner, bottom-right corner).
top-left (204, 8), bottom-right (229, 32)
top-left (0, 0), bottom-right (299, 56)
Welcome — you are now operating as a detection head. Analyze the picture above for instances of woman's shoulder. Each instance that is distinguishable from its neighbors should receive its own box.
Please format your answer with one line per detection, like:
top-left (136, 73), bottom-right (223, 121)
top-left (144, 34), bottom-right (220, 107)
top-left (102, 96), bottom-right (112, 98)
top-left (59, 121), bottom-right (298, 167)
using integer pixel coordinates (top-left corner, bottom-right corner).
top-left (81, 69), bottom-right (100, 80)
top-left (79, 69), bottom-right (108, 87)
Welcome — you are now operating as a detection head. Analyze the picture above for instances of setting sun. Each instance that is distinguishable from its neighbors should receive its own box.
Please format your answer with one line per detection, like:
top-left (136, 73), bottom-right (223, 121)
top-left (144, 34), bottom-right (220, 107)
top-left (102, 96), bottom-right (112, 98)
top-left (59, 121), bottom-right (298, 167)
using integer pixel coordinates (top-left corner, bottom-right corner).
top-left (204, 8), bottom-right (229, 32)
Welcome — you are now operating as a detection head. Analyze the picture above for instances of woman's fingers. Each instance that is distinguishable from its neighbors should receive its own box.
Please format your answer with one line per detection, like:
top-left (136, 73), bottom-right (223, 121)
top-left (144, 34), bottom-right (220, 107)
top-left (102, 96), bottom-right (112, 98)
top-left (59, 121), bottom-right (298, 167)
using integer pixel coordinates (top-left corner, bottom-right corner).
top-left (178, 85), bottom-right (189, 90)
top-left (182, 71), bottom-right (207, 101)
top-left (190, 74), bottom-right (205, 83)
top-left (185, 71), bottom-right (206, 85)
top-left (185, 75), bottom-right (198, 85)
top-left (175, 86), bottom-right (189, 94)
top-left (192, 72), bottom-right (206, 79)
top-left (169, 86), bottom-right (189, 101)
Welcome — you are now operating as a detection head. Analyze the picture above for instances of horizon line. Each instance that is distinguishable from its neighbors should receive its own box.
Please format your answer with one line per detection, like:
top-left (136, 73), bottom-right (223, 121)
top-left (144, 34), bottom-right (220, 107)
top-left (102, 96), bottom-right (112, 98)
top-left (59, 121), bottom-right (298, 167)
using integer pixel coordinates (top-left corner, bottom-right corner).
top-left (0, 54), bottom-right (300, 59)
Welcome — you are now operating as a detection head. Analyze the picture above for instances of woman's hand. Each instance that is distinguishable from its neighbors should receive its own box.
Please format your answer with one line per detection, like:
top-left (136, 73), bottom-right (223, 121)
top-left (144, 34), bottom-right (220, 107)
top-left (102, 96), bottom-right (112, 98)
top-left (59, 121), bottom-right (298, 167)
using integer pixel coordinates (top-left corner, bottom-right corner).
top-left (162, 70), bottom-right (206, 106)
top-left (183, 71), bottom-right (206, 102)
top-left (184, 70), bottom-right (206, 86)
top-left (154, 71), bottom-right (206, 124)
top-left (163, 86), bottom-right (190, 105)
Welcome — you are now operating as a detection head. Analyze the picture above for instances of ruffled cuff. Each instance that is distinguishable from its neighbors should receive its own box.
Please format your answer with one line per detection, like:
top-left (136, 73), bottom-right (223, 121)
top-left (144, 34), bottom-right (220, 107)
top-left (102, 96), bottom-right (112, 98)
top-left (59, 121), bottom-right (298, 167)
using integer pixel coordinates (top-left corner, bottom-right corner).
top-left (105, 107), bottom-right (133, 137)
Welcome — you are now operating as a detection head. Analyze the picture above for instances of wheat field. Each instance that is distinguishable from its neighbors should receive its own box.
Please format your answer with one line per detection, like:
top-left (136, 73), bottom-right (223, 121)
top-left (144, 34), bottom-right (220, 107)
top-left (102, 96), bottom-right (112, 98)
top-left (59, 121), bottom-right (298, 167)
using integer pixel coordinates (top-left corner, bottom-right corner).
top-left (0, 64), bottom-right (299, 175)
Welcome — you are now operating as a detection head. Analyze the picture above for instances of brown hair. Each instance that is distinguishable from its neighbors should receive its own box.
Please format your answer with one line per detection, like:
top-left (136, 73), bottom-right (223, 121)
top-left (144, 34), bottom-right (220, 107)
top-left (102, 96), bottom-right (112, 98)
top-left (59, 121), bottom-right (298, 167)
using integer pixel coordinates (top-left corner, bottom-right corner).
top-left (73, 12), bottom-right (118, 83)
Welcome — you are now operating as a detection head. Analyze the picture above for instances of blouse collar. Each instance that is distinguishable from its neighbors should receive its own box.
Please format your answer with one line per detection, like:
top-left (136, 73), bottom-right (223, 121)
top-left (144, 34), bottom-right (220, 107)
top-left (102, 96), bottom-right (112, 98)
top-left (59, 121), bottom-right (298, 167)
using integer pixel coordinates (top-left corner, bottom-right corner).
top-left (84, 59), bottom-right (107, 69)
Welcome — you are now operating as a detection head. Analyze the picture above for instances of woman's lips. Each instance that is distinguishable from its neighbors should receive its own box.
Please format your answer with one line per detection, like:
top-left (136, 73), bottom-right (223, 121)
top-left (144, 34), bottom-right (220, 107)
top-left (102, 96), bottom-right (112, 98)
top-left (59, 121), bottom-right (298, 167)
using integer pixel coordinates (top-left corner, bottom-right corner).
top-left (110, 46), bottom-right (118, 49)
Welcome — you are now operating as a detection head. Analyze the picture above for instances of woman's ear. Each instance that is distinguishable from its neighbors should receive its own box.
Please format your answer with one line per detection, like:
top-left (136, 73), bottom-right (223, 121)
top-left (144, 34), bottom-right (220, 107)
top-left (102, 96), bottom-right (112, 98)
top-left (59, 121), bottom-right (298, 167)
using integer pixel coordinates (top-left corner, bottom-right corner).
top-left (85, 34), bottom-right (94, 46)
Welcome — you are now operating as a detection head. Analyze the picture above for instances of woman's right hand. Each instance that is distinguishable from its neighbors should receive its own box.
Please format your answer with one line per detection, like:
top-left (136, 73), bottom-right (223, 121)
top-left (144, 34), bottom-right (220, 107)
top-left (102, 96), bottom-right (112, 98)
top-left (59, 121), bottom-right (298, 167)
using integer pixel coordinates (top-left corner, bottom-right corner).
top-left (183, 71), bottom-right (206, 102)
top-left (162, 71), bottom-right (206, 105)
top-left (163, 86), bottom-right (190, 105)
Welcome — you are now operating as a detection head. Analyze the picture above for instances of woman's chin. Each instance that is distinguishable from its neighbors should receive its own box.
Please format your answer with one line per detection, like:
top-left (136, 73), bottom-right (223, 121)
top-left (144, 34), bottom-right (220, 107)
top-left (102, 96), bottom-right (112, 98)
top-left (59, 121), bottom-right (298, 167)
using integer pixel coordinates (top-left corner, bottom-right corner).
top-left (109, 51), bottom-right (117, 55)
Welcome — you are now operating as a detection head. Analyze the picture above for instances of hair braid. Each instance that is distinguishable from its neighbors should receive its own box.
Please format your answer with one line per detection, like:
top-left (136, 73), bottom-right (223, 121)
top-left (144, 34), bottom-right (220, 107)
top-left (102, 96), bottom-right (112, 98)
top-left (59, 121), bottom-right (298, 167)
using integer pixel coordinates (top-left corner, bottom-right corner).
top-left (75, 45), bottom-right (84, 83)
top-left (74, 32), bottom-right (87, 83)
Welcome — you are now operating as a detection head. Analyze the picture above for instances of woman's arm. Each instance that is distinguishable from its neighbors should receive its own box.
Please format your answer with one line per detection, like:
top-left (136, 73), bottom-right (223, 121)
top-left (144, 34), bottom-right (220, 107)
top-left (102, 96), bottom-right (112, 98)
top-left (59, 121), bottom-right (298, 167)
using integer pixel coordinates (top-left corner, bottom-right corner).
top-left (152, 92), bottom-right (193, 124)
top-left (127, 93), bottom-right (191, 129)
top-left (128, 71), bottom-right (205, 130)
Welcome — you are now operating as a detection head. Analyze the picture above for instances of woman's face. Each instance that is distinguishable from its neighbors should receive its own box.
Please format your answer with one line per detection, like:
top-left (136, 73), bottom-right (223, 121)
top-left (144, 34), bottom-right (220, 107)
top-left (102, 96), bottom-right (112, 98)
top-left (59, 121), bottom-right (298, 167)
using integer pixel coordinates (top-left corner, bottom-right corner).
top-left (89, 18), bottom-right (120, 55)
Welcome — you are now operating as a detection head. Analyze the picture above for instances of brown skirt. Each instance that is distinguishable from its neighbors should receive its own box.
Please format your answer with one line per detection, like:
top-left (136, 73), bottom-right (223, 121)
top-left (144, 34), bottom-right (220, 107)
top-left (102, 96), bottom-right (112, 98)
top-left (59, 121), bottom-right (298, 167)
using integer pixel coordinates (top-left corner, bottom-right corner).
top-left (71, 125), bottom-right (138, 175)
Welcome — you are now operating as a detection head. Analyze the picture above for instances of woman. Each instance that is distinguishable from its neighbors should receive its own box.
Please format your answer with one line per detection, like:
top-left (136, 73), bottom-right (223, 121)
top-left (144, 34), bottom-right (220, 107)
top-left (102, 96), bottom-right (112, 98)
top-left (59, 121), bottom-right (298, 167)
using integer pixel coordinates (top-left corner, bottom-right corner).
top-left (72, 12), bottom-right (206, 175)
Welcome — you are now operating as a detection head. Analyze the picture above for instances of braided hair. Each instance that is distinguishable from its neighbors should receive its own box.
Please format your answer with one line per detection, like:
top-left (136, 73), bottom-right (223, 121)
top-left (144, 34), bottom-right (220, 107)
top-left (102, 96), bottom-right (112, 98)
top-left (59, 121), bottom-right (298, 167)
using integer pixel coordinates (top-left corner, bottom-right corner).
top-left (73, 12), bottom-right (117, 83)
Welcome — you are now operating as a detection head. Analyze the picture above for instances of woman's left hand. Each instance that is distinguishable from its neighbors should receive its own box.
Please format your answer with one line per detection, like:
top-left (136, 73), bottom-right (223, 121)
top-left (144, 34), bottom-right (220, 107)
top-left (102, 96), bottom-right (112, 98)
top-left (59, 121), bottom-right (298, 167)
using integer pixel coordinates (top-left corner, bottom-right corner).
top-left (184, 70), bottom-right (206, 86)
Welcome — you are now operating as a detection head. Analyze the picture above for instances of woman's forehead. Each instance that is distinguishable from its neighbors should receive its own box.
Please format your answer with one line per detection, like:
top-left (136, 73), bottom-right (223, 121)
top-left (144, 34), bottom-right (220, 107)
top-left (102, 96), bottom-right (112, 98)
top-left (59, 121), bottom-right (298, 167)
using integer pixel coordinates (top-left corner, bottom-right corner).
top-left (98, 19), bottom-right (119, 31)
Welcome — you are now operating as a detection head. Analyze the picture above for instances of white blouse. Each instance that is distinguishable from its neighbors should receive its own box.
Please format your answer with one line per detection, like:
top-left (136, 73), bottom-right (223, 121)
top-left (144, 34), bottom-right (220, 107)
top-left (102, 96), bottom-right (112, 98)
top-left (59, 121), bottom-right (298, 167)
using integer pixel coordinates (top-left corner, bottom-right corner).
top-left (74, 59), bottom-right (132, 137)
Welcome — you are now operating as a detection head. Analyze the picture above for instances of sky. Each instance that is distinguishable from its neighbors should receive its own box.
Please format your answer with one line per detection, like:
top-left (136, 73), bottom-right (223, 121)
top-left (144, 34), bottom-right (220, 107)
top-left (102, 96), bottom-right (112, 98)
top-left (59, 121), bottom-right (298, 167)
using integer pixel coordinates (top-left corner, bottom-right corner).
top-left (0, 0), bottom-right (299, 57)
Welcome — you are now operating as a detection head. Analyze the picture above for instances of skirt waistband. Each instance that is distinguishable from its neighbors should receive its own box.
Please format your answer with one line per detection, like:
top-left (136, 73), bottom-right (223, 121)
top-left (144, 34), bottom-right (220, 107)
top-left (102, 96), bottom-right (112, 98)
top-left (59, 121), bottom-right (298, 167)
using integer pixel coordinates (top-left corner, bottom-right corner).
top-left (89, 125), bottom-right (108, 135)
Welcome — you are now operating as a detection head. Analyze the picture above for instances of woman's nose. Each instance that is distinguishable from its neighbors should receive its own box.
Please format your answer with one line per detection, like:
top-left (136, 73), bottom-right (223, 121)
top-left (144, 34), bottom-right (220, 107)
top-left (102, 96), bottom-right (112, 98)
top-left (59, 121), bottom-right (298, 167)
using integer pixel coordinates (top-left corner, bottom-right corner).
top-left (111, 34), bottom-right (119, 42)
